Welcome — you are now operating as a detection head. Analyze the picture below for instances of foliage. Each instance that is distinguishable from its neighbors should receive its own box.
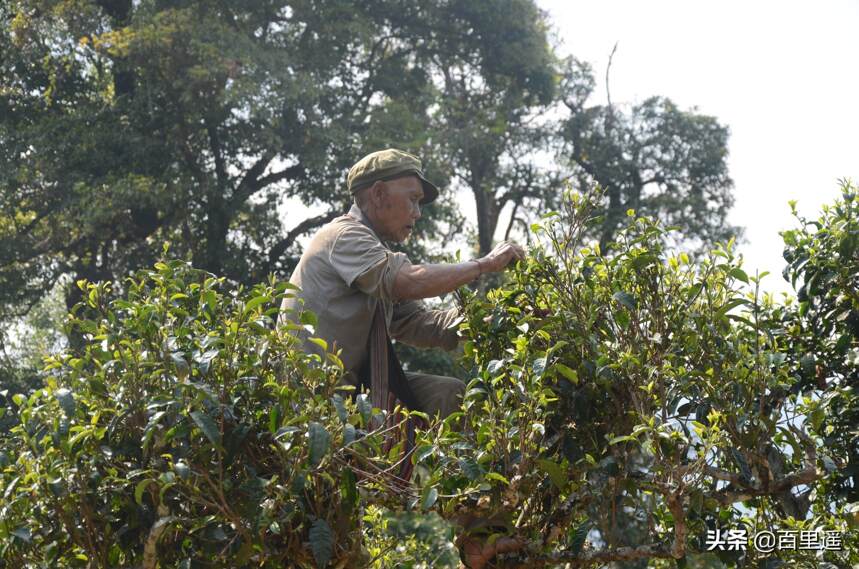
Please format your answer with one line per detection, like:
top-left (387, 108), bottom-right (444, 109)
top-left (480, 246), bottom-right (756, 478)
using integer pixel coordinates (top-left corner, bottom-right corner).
top-left (0, 0), bottom-right (550, 320)
top-left (781, 181), bottom-right (859, 504)
top-left (0, 256), bottom-right (425, 567)
top-left (411, 189), bottom-right (856, 567)
top-left (438, 49), bottom-right (741, 260)
top-left (0, 0), bottom-right (745, 387)
top-left (362, 508), bottom-right (459, 569)
top-left (3, 188), bottom-right (856, 567)
top-left (0, 282), bottom-right (67, 401)
top-left (559, 57), bottom-right (740, 252)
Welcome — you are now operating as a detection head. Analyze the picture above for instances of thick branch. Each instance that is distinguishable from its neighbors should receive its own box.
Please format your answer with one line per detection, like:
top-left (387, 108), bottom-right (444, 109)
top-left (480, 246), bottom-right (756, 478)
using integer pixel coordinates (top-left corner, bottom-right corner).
top-left (709, 429), bottom-right (821, 506)
top-left (232, 151), bottom-right (276, 203)
top-left (263, 208), bottom-right (341, 275)
top-left (229, 164), bottom-right (305, 214)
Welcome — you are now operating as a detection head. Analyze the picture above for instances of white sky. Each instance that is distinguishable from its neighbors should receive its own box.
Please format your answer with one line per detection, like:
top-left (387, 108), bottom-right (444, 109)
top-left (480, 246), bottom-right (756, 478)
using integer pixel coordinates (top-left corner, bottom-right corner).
top-left (539, 0), bottom-right (859, 294)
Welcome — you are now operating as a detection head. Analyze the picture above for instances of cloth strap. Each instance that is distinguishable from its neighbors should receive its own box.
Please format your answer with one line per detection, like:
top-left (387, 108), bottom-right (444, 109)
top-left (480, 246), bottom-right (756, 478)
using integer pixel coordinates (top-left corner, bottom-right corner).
top-left (363, 302), bottom-right (422, 482)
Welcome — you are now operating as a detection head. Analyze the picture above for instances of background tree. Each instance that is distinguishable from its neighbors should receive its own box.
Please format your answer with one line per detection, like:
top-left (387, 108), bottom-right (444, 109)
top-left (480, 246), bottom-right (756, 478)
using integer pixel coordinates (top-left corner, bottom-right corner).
top-left (0, 0), bottom-right (554, 320)
top-left (558, 56), bottom-right (740, 252)
top-left (427, 0), bottom-right (558, 256)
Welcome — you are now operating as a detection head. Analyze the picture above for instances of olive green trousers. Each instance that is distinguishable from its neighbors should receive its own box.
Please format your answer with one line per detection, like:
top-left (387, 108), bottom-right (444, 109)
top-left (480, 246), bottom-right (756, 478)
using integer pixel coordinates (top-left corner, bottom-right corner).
top-left (403, 372), bottom-right (465, 420)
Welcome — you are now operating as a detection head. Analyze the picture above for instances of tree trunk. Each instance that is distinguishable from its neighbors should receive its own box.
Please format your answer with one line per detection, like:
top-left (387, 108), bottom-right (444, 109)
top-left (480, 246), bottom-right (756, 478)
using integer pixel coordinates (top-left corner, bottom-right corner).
top-left (473, 182), bottom-right (498, 256)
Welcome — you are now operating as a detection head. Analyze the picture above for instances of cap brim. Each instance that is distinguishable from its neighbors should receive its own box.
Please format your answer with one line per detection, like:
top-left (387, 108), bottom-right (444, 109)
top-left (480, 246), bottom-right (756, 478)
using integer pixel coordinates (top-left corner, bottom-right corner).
top-left (416, 173), bottom-right (440, 205)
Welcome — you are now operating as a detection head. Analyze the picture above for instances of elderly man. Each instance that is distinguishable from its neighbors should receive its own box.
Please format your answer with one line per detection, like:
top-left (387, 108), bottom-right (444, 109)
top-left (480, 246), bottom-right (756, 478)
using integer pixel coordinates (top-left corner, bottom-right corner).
top-left (279, 148), bottom-right (524, 421)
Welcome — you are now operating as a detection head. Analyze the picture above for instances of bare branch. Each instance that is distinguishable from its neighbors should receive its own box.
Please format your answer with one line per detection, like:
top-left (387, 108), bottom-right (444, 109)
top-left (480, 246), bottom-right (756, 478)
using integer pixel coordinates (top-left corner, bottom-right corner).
top-left (605, 41), bottom-right (618, 128)
top-left (230, 163), bottom-right (304, 212)
top-left (262, 208), bottom-right (341, 275)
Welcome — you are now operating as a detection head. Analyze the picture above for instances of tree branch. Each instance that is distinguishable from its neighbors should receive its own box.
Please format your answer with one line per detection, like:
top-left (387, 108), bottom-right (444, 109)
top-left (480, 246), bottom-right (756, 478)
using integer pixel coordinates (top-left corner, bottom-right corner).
top-left (233, 151), bottom-right (276, 201)
top-left (708, 427), bottom-right (821, 506)
top-left (499, 543), bottom-right (674, 569)
top-left (229, 163), bottom-right (305, 213)
top-left (262, 208), bottom-right (341, 275)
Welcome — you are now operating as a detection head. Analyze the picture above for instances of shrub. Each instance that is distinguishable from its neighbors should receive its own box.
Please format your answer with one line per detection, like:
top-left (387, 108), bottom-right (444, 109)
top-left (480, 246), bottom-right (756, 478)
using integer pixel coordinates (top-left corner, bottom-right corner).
top-left (0, 259), bottom-right (411, 567)
top-left (781, 182), bottom-right (859, 504)
top-left (2, 188), bottom-right (857, 568)
top-left (414, 190), bottom-right (857, 567)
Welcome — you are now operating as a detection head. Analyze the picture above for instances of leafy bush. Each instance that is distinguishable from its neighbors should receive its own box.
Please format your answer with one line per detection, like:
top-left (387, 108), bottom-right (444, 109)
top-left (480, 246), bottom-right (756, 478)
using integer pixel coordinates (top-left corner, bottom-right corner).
top-left (781, 182), bottom-right (858, 504)
top-left (2, 188), bottom-right (857, 568)
top-left (0, 260), bottom-right (414, 567)
top-left (414, 190), bottom-right (857, 567)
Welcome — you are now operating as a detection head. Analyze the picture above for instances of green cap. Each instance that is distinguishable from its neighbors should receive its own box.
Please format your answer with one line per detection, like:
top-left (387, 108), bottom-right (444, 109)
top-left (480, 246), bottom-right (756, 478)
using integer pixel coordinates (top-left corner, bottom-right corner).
top-left (347, 148), bottom-right (440, 204)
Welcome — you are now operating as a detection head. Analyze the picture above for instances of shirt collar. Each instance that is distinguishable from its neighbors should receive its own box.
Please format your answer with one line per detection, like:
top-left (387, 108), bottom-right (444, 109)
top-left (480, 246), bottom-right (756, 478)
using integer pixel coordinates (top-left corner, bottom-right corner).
top-left (347, 204), bottom-right (385, 243)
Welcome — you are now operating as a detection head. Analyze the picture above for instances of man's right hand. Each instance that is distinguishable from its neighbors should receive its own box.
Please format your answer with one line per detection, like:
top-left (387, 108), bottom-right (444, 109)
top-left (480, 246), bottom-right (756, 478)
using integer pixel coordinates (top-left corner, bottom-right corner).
top-left (478, 241), bottom-right (526, 273)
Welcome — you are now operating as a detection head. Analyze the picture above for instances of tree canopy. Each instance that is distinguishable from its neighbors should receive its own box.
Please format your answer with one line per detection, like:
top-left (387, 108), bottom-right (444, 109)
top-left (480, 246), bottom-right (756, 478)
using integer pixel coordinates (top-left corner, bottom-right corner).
top-left (0, 0), bottom-right (553, 318)
top-left (1, 0), bottom-right (739, 324)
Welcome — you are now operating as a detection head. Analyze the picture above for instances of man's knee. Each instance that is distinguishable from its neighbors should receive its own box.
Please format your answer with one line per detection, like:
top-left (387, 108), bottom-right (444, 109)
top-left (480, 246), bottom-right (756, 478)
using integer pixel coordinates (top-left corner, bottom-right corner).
top-left (405, 372), bottom-right (465, 419)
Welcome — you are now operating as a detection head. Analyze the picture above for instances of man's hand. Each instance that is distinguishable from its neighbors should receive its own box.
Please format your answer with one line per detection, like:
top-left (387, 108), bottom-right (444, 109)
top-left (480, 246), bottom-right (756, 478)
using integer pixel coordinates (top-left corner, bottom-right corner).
top-left (477, 241), bottom-right (525, 273)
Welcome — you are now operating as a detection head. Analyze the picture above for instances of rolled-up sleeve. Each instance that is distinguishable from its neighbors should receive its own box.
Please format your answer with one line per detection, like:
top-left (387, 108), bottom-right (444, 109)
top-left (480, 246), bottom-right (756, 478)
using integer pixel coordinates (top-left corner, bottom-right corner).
top-left (330, 225), bottom-right (411, 302)
top-left (389, 300), bottom-right (462, 350)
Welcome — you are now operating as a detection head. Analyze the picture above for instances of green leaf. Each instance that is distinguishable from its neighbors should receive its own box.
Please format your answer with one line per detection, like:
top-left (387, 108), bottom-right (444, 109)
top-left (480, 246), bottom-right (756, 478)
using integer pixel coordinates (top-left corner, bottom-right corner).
top-left (243, 294), bottom-right (271, 315)
top-left (54, 388), bottom-right (76, 415)
top-left (343, 424), bottom-right (356, 445)
top-left (10, 527), bottom-right (32, 543)
top-left (716, 298), bottom-right (750, 317)
top-left (308, 422), bottom-right (330, 467)
top-left (142, 410), bottom-right (167, 453)
top-left (135, 479), bottom-right (155, 505)
top-left (421, 486), bottom-right (439, 510)
top-left (201, 290), bottom-right (217, 309)
top-left (300, 311), bottom-right (318, 327)
top-left (458, 457), bottom-right (482, 480)
top-left (356, 394), bottom-right (371, 425)
top-left (531, 357), bottom-right (547, 376)
top-left (608, 435), bottom-right (637, 445)
top-left (331, 394), bottom-right (347, 423)
top-left (189, 410), bottom-right (222, 450)
top-left (554, 363), bottom-right (579, 384)
top-left (308, 518), bottom-right (334, 568)
top-left (171, 352), bottom-right (190, 379)
top-left (414, 444), bottom-right (435, 464)
top-left (196, 349), bottom-right (219, 375)
top-left (612, 291), bottom-right (636, 310)
top-left (485, 472), bottom-right (510, 485)
top-left (537, 458), bottom-right (568, 490)
top-left (728, 267), bottom-right (749, 284)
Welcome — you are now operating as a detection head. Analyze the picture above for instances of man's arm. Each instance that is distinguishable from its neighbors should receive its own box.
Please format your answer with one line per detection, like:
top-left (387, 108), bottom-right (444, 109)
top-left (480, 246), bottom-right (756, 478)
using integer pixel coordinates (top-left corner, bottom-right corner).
top-left (392, 241), bottom-right (525, 301)
top-left (389, 301), bottom-right (461, 349)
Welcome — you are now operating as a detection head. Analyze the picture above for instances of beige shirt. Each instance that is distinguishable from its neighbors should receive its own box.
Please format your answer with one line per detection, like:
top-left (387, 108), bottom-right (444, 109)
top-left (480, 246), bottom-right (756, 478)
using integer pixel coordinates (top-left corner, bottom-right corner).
top-left (279, 204), bottom-right (460, 376)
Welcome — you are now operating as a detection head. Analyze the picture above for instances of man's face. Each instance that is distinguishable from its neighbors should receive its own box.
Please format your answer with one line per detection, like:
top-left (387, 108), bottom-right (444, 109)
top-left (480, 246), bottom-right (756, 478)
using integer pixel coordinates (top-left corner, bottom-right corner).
top-left (374, 175), bottom-right (423, 242)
